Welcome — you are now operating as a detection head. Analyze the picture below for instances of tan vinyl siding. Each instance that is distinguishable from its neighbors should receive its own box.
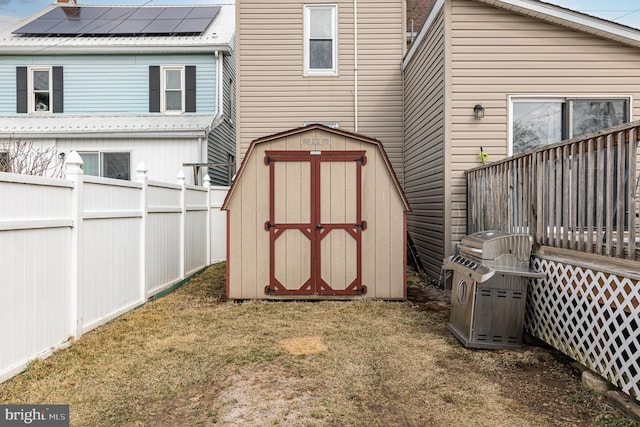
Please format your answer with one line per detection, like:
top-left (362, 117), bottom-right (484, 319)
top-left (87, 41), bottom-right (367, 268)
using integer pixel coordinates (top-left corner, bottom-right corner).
top-left (237, 0), bottom-right (405, 179)
top-left (448, 0), bottom-right (640, 245)
top-left (402, 9), bottom-right (446, 279)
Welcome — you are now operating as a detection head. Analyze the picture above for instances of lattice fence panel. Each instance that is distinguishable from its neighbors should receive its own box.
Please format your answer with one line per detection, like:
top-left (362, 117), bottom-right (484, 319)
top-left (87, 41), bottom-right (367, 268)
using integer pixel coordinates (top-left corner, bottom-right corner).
top-left (525, 257), bottom-right (640, 402)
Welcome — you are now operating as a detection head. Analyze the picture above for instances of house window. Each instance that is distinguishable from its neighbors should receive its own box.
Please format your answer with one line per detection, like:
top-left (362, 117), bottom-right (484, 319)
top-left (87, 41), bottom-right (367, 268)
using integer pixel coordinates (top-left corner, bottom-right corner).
top-left (149, 66), bottom-right (196, 113)
top-left (16, 66), bottom-right (63, 114)
top-left (510, 97), bottom-right (630, 155)
top-left (229, 78), bottom-right (235, 123)
top-left (0, 151), bottom-right (9, 172)
top-left (227, 153), bottom-right (236, 184)
top-left (31, 68), bottom-right (51, 112)
top-left (78, 151), bottom-right (130, 180)
top-left (162, 66), bottom-right (185, 113)
top-left (304, 4), bottom-right (337, 75)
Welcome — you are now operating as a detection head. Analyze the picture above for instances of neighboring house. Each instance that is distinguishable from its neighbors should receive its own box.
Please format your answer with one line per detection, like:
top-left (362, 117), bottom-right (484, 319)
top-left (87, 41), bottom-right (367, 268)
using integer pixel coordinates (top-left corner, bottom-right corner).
top-left (0, 0), bottom-right (235, 185)
top-left (403, 0), bottom-right (640, 278)
top-left (235, 0), bottom-right (406, 180)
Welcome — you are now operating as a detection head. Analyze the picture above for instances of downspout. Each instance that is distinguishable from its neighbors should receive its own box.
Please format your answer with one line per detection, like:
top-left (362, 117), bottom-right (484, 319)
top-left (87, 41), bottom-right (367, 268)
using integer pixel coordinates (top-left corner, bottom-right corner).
top-left (401, 62), bottom-right (405, 189)
top-left (198, 136), bottom-right (204, 185)
top-left (216, 51), bottom-right (224, 117)
top-left (354, 0), bottom-right (358, 133)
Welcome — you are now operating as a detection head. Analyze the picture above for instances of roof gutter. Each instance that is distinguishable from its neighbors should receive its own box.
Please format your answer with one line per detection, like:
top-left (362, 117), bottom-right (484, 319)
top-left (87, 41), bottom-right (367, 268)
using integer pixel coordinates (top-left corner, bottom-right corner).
top-left (0, 45), bottom-right (232, 55)
top-left (0, 130), bottom-right (211, 139)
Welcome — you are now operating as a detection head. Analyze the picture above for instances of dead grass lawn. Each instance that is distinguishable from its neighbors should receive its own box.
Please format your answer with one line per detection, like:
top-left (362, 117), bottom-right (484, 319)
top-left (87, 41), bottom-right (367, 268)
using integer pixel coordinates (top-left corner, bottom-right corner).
top-left (0, 264), bottom-right (633, 426)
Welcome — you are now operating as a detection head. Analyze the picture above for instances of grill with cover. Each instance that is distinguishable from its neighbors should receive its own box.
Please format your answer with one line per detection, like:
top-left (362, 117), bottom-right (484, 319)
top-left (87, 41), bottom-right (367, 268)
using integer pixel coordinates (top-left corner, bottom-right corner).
top-left (443, 230), bottom-right (545, 349)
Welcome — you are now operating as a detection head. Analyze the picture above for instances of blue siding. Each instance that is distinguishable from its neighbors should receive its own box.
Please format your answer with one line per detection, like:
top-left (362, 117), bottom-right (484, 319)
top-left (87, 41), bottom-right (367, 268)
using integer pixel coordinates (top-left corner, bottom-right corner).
top-left (0, 54), bottom-right (217, 115)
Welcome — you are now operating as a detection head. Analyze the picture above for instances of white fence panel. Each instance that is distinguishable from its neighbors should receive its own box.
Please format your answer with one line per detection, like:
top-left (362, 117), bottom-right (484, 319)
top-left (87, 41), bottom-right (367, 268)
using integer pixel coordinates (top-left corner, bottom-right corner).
top-left (185, 185), bottom-right (208, 276)
top-left (0, 156), bottom-right (229, 384)
top-left (0, 173), bottom-right (74, 382)
top-left (146, 181), bottom-right (182, 297)
top-left (79, 177), bottom-right (144, 333)
top-left (210, 186), bottom-right (229, 264)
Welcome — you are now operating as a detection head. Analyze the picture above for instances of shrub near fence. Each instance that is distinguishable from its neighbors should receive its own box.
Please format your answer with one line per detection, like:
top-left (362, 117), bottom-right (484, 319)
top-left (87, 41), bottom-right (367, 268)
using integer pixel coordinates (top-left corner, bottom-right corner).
top-left (0, 152), bottom-right (228, 383)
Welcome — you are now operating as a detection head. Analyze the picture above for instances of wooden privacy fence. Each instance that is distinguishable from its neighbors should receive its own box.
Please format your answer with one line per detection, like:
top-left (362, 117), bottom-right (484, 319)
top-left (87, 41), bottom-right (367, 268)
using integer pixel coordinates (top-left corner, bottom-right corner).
top-left (467, 122), bottom-right (640, 261)
top-left (0, 152), bottom-right (228, 383)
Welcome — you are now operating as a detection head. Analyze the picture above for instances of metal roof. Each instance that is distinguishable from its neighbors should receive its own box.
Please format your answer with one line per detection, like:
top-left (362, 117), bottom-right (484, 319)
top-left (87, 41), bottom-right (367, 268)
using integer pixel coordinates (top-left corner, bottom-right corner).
top-left (0, 4), bottom-right (234, 55)
top-left (0, 114), bottom-right (218, 138)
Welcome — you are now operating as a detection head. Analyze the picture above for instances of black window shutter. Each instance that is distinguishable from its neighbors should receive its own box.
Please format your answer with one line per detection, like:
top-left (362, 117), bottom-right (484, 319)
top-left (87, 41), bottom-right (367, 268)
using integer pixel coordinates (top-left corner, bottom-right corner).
top-left (52, 66), bottom-right (63, 113)
top-left (185, 65), bottom-right (196, 112)
top-left (149, 66), bottom-right (160, 113)
top-left (16, 67), bottom-right (27, 114)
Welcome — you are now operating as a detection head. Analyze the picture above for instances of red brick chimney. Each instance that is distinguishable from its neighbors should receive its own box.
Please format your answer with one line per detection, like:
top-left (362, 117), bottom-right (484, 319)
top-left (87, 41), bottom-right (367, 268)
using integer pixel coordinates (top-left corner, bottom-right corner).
top-left (57, 0), bottom-right (78, 4)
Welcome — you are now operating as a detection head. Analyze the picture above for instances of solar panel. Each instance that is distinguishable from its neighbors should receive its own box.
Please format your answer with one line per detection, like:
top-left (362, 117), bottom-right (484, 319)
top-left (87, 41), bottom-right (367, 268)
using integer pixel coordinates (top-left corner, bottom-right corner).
top-left (37, 8), bottom-right (74, 19)
top-left (12, 19), bottom-right (62, 34)
top-left (47, 19), bottom-right (91, 34)
top-left (12, 5), bottom-right (221, 36)
top-left (157, 8), bottom-right (192, 20)
top-left (186, 7), bottom-right (221, 19)
top-left (111, 19), bottom-right (150, 34)
top-left (173, 18), bottom-right (214, 34)
top-left (129, 8), bottom-right (163, 20)
top-left (61, 7), bottom-right (106, 20)
top-left (143, 19), bottom-right (181, 34)
top-left (75, 20), bottom-right (121, 34)
top-left (98, 7), bottom-right (138, 20)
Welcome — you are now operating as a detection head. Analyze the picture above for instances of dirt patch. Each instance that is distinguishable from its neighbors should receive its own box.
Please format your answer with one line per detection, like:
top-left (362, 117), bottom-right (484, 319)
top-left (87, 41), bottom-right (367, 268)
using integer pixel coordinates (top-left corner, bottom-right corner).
top-left (280, 336), bottom-right (328, 356)
top-left (1, 264), bottom-right (637, 427)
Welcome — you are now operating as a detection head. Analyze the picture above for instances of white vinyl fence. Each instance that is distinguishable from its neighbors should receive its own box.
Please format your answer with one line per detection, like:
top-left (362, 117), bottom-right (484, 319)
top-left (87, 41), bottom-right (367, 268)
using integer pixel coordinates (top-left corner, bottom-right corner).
top-left (0, 152), bottom-right (228, 383)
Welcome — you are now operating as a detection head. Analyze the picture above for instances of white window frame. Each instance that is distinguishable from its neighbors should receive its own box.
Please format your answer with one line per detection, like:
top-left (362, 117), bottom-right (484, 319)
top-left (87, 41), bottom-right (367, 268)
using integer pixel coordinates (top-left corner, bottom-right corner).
top-left (78, 151), bottom-right (131, 180)
top-left (28, 66), bottom-right (53, 114)
top-left (508, 95), bottom-right (632, 156)
top-left (303, 4), bottom-right (338, 76)
top-left (161, 65), bottom-right (185, 114)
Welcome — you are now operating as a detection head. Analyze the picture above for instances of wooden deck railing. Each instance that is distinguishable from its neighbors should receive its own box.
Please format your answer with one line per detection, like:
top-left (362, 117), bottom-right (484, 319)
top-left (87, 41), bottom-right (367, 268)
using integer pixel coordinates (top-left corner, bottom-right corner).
top-left (467, 121), bottom-right (640, 260)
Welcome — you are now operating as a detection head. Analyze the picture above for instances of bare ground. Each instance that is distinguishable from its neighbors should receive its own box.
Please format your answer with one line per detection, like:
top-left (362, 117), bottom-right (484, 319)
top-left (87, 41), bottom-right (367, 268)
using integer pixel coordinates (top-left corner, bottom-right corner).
top-left (0, 264), bottom-right (638, 427)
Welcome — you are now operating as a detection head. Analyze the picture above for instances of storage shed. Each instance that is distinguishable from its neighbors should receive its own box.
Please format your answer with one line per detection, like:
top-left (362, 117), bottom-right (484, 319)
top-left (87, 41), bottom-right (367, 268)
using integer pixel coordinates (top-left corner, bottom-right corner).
top-left (222, 124), bottom-right (410, 300)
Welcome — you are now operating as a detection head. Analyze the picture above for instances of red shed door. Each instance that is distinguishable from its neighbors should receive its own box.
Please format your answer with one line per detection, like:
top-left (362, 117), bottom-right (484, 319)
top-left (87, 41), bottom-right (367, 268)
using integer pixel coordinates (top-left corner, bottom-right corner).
top-left (264, 150), bottom-right (367, 296)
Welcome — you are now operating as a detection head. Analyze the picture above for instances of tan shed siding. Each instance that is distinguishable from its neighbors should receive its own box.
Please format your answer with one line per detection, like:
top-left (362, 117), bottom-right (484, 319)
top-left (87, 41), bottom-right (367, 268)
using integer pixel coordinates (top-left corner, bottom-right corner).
top-left (402, 9), bottom-right (446, 279)
top-left (448, 0), bottom-right (640, 244)
top-left (237, 0), bottom-right (405, 179)
top-left (228, 128), bottom-right (406, 299)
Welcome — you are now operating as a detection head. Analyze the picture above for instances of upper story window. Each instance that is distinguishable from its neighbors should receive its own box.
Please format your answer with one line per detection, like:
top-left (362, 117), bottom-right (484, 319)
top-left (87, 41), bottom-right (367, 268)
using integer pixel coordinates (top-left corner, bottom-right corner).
top-left (149, 65), bottom-right (196, 113)
top-left (304, 4), bottom-right (337, 76)
top-left (162, 66), bottom-right (185, 113)
top-left (510, 97), bottom-right (630, 155)
top-left (16, 66), bottom-right (63, 114)
top-left (31, 68), bottom-right (52, 113)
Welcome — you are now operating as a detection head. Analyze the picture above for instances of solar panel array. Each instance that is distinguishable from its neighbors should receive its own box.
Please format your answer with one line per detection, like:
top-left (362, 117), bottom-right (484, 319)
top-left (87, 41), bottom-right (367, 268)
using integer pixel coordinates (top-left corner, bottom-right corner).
top-left (13, 6), bottom-right (221, 36)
